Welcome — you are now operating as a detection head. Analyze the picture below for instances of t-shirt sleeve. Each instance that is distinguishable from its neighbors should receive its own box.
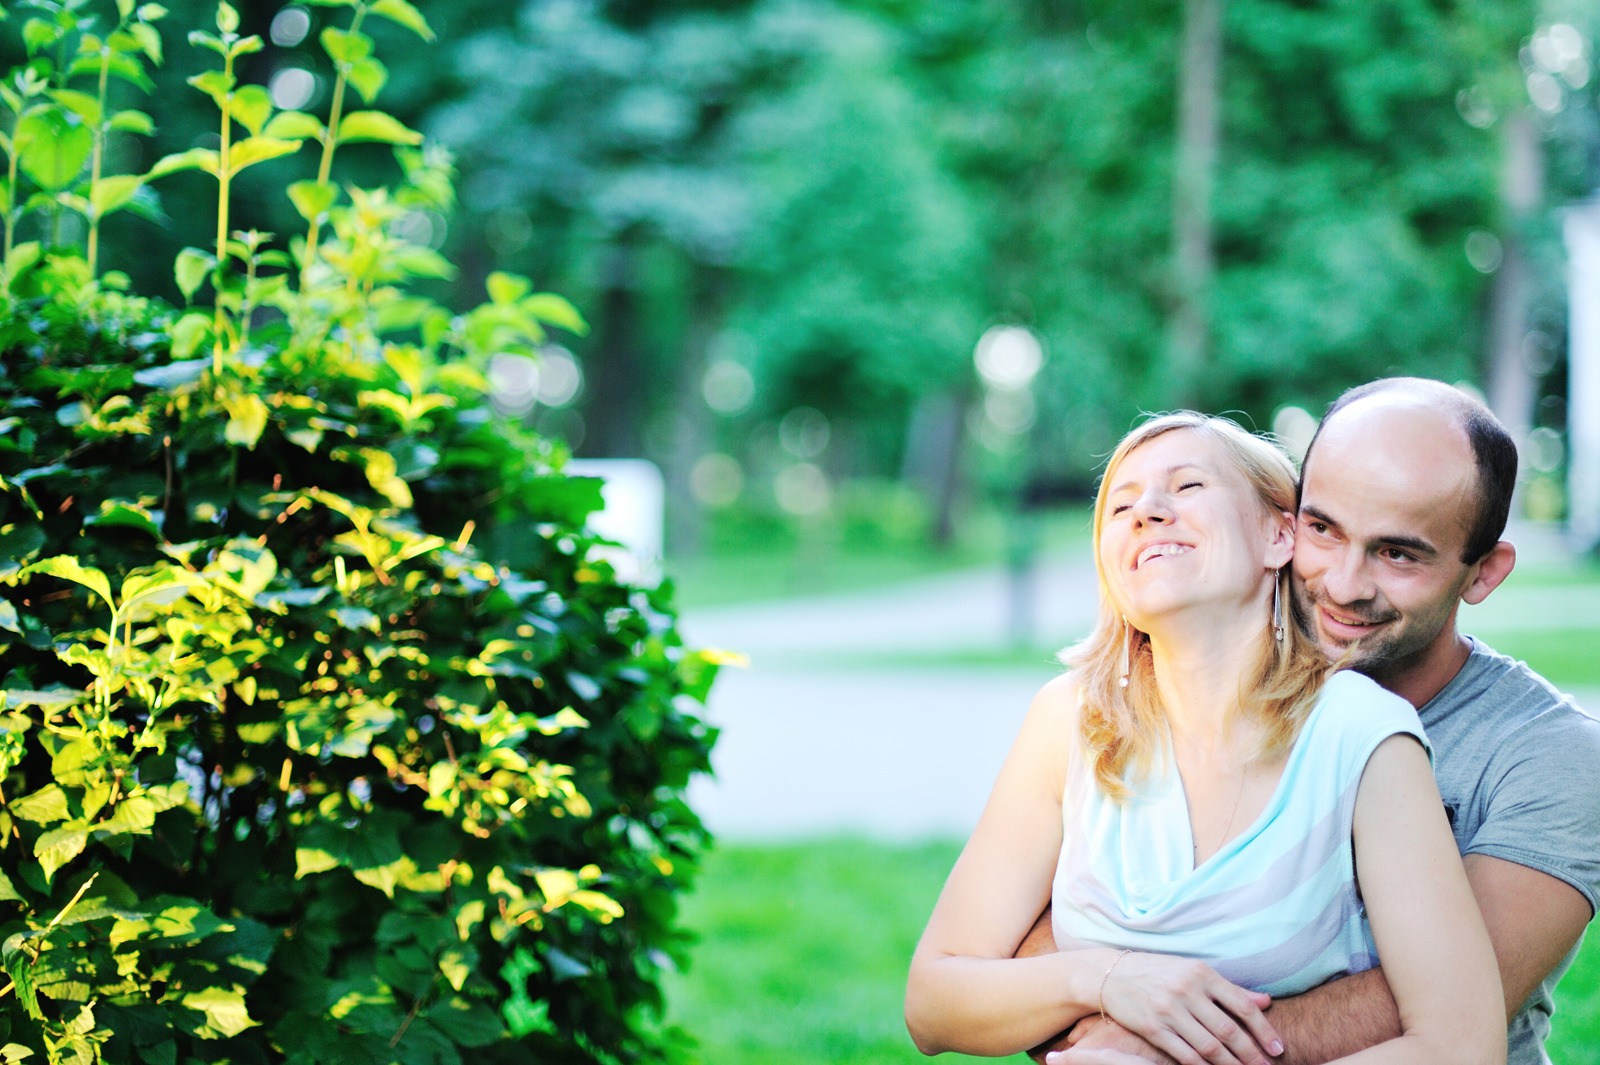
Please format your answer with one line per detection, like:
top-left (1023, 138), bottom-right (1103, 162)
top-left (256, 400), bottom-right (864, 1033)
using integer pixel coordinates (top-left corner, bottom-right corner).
top-left (1462, 710), bottom-right (1600, 916)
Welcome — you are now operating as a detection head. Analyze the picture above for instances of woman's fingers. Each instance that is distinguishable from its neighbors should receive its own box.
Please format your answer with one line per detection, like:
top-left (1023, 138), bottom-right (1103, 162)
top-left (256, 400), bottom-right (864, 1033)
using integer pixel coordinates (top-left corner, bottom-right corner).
top-left (1209, 981), bottom-right (1282, 1057)
top-left (1104, 956), bottom-right (1282, 1065)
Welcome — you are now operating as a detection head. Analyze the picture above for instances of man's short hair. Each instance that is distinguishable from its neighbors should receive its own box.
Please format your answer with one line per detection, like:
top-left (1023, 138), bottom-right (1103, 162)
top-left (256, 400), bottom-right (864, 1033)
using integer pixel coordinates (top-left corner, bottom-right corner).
top-left (1300, 377), bottom-right (1518, 565)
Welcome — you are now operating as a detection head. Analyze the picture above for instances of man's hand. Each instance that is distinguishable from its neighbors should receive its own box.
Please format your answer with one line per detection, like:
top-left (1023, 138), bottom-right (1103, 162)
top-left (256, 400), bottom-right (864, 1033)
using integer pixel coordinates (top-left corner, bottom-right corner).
top-left (1049, 1015), bottom-right (1177, 1064)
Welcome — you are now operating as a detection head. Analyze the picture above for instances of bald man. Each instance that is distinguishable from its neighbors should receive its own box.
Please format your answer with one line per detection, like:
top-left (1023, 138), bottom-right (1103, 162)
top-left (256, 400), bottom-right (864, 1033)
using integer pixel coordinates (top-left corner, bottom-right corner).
top-left (1029, 379), bottom-right (1600, 1065)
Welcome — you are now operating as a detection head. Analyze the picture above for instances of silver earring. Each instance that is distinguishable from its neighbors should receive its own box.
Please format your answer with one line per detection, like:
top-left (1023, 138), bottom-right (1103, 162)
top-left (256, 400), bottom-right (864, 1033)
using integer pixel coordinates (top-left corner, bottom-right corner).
top-left (1272, 570), bottom-right (1285, 642)
top-left (1119, 616), bottom-right (1132, 688)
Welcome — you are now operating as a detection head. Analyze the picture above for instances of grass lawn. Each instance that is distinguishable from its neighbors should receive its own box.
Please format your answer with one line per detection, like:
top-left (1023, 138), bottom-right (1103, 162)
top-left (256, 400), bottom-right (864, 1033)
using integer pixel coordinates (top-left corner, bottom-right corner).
top-left (664, 837), bottom-right (992, 1065)
top-left (667, 838), bottom-right (1600, 1065)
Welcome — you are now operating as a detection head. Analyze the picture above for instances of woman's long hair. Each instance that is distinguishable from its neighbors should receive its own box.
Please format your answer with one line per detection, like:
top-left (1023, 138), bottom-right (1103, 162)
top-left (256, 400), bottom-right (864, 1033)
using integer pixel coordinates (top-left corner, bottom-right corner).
top-left (1060, 412), bottom-right (1335, 800)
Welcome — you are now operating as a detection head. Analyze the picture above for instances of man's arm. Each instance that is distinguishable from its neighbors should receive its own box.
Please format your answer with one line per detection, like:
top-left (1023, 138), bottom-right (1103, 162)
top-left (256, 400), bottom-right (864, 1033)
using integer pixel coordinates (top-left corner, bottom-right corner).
top-left (1022, 857), bottom-right (1594, 1065)
top-left (1219, 856), bottom-right (1591, 1065)
top-left (1461, 854), bottom-right (1592, 1018)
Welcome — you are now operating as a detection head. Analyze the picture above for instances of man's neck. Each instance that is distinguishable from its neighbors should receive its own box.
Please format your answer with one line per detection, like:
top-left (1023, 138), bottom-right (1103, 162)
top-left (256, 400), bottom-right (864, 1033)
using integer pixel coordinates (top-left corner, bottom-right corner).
top-left (1373, 630), bottom-right (1475, 710)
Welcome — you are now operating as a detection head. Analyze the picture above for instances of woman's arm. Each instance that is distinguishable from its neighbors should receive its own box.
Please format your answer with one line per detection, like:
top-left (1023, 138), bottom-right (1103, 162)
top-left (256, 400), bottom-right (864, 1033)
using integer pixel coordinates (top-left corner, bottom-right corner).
top-left (1327, 734), bottom-right (1504, 1065)
top-left (905, 677), bottom-right (1281, 1065)
top-left (905, 674), bottom-right (1090, 1055)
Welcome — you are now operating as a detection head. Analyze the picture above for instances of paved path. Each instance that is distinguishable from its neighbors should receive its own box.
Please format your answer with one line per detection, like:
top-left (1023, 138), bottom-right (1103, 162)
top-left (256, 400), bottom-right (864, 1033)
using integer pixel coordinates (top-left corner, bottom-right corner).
top-left (681, 533), bottom-right (1600, 842)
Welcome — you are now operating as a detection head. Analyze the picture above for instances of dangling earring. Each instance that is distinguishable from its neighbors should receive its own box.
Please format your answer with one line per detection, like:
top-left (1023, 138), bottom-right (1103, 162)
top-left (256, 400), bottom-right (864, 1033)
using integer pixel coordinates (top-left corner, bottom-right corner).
top-left (1119, 616), bottom-right (1132, 688)
top-left (1272, 569), bottom-right (1285, 643)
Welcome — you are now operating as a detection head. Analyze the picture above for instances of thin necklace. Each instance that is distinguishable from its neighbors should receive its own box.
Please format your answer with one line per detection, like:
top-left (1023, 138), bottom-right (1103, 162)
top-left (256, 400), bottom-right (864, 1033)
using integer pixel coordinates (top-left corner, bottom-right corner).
top-left (1198, 768), bottom-right (1247, 860)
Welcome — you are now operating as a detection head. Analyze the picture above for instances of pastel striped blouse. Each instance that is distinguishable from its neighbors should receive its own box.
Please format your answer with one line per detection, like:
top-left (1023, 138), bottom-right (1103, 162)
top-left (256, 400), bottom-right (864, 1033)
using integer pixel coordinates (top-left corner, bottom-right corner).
top-left (1051, 670), bottom-right (1429, 996)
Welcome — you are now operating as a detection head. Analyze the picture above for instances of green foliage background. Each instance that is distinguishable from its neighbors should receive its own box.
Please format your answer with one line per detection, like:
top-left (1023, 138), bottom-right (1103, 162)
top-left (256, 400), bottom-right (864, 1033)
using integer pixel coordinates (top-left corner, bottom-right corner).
top-left (0, 2), bottom-right (721, 1062)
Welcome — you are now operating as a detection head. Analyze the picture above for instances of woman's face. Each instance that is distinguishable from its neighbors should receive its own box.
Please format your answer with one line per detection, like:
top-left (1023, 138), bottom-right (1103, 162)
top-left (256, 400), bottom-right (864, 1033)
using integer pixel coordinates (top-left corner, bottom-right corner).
top-left (1097, 428), bottom-right (1289, 629)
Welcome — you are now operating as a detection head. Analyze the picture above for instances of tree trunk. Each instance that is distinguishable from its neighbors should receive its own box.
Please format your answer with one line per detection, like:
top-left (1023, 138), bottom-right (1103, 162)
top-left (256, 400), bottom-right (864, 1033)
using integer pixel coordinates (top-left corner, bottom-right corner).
top-left (1168, 0), bottom-right (1222, 408)
top-left (1485, 110), bottom-right (1543, 460)
top-left (581, 237), bottom-right (649, 458)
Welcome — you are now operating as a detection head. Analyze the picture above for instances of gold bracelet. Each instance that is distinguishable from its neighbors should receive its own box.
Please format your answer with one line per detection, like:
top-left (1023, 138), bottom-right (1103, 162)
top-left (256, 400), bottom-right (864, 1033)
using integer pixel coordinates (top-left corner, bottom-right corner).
top-left (1098, 949), bottom-right (1133, 1024)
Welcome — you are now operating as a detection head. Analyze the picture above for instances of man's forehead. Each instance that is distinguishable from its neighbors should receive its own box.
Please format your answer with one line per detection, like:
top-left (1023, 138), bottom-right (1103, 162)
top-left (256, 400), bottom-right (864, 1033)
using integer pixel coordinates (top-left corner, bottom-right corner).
top-left (1300, 403), bottom-right (1477, 547)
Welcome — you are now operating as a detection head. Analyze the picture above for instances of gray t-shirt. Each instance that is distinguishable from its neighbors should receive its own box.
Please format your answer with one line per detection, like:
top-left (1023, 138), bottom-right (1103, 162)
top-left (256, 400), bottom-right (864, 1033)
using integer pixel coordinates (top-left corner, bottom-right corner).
top-left (1417, 637), bottom-right (1600, 1065)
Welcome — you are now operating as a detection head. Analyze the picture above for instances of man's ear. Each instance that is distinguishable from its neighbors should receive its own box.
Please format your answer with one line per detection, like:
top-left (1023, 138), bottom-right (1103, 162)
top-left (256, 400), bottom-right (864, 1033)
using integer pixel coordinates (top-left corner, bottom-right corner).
top-left (1462, 540), bottom-right (1516, 606)
top-left (1264, 509), bottom-right (1295, 570)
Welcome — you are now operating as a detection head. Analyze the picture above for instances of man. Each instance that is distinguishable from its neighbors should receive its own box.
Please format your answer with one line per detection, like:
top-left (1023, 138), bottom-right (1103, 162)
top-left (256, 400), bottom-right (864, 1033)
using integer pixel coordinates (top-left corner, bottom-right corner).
top-left (1026, 378), bottom-right (1600, 1065)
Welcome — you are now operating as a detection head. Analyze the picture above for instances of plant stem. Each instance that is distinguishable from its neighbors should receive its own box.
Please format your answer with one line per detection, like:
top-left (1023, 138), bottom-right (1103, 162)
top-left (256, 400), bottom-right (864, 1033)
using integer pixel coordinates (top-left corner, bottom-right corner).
top-left (87, 44), bottom-right (113, 279)
top-left (299, 4), bottom-right (368, 290)
top-left (213, 53), bottom-right (235, 377)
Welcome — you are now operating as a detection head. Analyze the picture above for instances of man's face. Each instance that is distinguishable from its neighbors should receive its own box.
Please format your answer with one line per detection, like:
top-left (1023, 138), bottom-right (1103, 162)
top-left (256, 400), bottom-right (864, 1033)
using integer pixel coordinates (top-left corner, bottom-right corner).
top-left (1291, 400), bottom-right (1480, 686)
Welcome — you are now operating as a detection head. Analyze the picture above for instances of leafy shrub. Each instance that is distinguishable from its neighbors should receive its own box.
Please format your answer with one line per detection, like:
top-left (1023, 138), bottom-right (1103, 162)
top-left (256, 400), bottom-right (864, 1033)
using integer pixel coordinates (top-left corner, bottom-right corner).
top-left (0, 3), bottom-right (722, 1063)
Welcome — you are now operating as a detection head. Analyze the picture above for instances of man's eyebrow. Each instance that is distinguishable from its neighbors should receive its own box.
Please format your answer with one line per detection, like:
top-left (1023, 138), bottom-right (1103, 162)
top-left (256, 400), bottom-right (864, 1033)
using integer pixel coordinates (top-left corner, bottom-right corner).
top-left (1298, 504), bottom-right (1340, 528)
top-left (1299, 504), bottom-right (1438, 557)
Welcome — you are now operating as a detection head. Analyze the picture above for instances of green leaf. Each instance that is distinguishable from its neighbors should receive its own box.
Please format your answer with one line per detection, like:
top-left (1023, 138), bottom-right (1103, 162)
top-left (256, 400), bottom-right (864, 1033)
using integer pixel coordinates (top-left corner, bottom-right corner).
top-left (3, 242), bottom-right (42, 285)
top-left (264, 111), bottom-right (325, 140)
top-left (147, 147), bottom-right (219, 180)
top-left (0, 869), bottom-right (21, 903)
top-left (526, 293), bottom-right (588, 336)
top-left (320, 26), bottom-right (374, 65)
top-left (347, 57), bottom-right (387, 104)
top-left (15, 110), bottom-right (92, 191)
top-left (91, 174), bottom-right (144, 216)
top-left (87, 501), bottom-right (163, 539)
top-left (336, 110), bottom-right (422, 146)
top-left (34, 825), bottom-right (89, 882)
top-left (11, 784), bottom-right (68, 824)
top-left (52, 89), bottom-right (102, 125)
top-left (21, 557), bottom-right (114, 611)
top-left (130, 21), bottom-right (163, 64)
top-left (1, 690), bottom-right (78, 713)
top-left (0, 601), bottom-right (18, 635)
top-left (217, 3), bottom-right (240, 35)
top-left (109, 109), bottom-right (156, 134)
top-left (50, 739), bottom-right (96, 789)
top-left (486, 272), bottom-right (531, 306)
top-left (180, 986), bottom-right (258, 1039)
top-left (295, 847), bottom-right (339, 878)
top-left (222, 392), bottom-right (270, 449)
top-left (187, 68), bottom-right (234, 107)
top-left (169, 312), bottom-right (212, 360)
top-left (370, 0), bottom-right (435, 40)
top-left (174, 247), bottom-right (215, 302)
top-left (23, 18), bottom-right (63, 56)
top-left (287, 180), bottom-right (338, 223)
top-left (226, 135), bottom-right (302, 176)
top-left (230, 85), bottom-right (273, 137)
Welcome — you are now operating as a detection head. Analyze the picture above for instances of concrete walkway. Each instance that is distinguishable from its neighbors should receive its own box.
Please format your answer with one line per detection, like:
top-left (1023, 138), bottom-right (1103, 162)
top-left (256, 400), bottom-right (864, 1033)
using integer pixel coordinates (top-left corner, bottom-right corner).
top-left (681, 535), bottom-right (1600, 842)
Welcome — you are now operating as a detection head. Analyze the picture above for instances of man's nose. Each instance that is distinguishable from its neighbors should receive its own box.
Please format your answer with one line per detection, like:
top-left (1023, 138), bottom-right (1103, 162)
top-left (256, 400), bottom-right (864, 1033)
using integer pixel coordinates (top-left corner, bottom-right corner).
top-left (1319, 550), bottom-right (1376, 605)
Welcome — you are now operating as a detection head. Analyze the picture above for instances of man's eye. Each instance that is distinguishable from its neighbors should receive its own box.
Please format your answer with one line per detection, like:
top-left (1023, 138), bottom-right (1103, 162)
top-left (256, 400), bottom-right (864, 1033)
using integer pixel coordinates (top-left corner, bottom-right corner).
top-left (1381, 548), bottom-right (1414, 563)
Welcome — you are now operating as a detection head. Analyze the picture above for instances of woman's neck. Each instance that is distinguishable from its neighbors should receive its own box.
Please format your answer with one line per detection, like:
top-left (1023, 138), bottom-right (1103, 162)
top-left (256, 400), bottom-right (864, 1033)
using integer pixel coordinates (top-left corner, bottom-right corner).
top-left (1147, 605), bottom-right (1270, 755)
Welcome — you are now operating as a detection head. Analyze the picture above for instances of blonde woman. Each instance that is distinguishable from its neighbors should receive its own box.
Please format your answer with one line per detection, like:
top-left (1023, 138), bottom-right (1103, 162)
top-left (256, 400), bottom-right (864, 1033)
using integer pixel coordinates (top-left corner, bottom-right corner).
top-left (904, 413), bottom-right (1502, 1065)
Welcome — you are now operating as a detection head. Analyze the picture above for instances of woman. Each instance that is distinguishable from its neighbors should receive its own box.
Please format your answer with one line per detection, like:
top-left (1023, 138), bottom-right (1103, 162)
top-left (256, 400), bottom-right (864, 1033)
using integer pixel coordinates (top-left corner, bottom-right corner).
top-left (904, 413), bottom-right (1502, 1065)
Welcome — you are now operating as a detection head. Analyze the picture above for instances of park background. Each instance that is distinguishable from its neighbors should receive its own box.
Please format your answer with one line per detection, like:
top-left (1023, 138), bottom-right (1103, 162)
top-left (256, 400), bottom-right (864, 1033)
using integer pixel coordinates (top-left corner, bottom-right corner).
top-left (12, 0), bottom-right (1600, 1060)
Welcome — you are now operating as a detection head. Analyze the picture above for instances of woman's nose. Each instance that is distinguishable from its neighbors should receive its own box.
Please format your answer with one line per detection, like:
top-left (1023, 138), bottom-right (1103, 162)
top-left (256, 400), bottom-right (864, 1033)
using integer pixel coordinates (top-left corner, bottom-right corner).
top-left (1132, 493), bottom-right (1172, 525)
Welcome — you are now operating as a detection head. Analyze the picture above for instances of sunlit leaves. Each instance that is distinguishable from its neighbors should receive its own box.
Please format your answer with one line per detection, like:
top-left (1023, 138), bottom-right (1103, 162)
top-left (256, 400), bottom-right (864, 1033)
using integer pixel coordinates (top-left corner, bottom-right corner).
top-left (336, 110), bottom-right (421, 145)
top-left (0, 4), bottom-right (719, 1063)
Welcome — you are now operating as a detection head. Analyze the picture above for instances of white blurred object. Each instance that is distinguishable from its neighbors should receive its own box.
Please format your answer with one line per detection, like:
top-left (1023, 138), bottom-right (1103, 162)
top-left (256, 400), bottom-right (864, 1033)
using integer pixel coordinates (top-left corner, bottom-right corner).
top-left (566, 459), bottom-right (665, 585)
top-left (1566, 198), bottom-right (1600, 555)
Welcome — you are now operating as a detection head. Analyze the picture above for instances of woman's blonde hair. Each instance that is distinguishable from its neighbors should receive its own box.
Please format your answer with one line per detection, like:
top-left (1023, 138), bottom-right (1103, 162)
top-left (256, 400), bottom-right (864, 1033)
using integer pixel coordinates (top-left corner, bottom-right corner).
top-left (1060, 412), bottom-right (1334, 799)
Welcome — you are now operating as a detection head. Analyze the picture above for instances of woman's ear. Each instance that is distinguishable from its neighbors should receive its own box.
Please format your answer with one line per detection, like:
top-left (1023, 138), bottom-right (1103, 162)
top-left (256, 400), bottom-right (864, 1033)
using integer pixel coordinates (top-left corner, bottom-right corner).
top-left (1264, 509), bottom-right (1295, 570)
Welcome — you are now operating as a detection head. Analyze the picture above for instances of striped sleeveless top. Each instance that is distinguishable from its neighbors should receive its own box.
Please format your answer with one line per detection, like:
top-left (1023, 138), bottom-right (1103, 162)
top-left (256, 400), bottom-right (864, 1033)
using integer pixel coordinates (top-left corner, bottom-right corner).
top-left (1051, 669), bottom-right (1429, 996)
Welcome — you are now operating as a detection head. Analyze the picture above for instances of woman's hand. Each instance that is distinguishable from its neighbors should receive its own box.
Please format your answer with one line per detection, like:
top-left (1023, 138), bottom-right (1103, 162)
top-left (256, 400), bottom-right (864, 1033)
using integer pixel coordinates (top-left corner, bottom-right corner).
top-left (1100, 953), bottom-right (1283, 1065)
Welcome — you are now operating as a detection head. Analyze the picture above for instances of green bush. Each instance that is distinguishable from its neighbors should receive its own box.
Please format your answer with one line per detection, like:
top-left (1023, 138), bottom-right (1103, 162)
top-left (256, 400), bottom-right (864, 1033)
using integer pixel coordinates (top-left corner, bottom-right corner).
top-left (0, 3), bottom-right (722, 1063)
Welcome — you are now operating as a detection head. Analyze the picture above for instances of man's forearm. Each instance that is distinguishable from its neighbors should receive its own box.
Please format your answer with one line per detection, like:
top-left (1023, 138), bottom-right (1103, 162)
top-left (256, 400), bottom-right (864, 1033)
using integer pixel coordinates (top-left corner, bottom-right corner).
top-left (1267, 967), bottom-right (1401, 1065)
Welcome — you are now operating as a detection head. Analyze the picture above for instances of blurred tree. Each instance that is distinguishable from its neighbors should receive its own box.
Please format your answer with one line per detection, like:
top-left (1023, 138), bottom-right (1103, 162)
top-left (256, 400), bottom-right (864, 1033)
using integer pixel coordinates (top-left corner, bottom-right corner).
top-left (45, 0), bottom-right (1567, 547)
